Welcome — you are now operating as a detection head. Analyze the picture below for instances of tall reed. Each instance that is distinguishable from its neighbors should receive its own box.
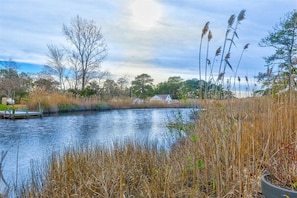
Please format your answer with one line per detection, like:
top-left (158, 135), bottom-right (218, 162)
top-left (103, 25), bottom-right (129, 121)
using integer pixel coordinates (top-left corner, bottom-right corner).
top-left (221, 10), bottom-right (246, 81)
top-left (198, 22), bottom-right (210, 98)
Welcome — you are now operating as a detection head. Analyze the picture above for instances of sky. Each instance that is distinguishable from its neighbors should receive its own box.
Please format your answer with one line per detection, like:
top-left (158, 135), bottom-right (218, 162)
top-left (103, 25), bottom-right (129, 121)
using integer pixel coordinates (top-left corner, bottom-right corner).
top-left (0, 0), bottom-right (296, 86)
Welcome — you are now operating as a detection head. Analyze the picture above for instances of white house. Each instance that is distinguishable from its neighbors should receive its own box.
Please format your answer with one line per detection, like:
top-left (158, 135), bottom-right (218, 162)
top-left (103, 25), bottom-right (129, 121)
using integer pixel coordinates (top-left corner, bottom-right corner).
top-left (150, 94), bottom-right (172, 104)
top-left (7, 98), bottom-right (15, 105)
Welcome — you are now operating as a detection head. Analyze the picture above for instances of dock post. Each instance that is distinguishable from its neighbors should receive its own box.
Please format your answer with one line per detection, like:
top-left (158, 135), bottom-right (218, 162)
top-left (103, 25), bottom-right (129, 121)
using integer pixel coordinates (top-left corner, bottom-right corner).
top-left (38, 100), bottom-right (43, 118)
top-left (38, 100), bottom-right (41, 112)
top-left (12, 108), bottom-right (15, 120)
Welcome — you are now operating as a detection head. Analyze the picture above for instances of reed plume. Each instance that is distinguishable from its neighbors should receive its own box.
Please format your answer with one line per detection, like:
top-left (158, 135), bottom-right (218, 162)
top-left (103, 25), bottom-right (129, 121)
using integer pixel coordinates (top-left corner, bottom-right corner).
top-left (217, 14), bottom-right (235, 78)
top-left (222, 9), bottom-right (246, 79)
top-left (199, 22), bottom-right (210, 80)
top-left (198, 21), bottom-right (210, 98)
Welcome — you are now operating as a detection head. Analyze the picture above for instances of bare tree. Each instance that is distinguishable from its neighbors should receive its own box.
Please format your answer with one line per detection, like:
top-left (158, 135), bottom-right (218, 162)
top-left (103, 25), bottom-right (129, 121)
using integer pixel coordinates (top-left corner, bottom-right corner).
top-left (46, 44), bottom-right (66, 90)
top-left (34, 75), bottom-right (59, 91)
top-left (0, 60), bottom-right (24, 99)
top-left (63, 15), bottom-right (107, 91)
top-left (117, 75), bottom-right (129, 96)
top-left (103, 79), bottom-right (119, 99)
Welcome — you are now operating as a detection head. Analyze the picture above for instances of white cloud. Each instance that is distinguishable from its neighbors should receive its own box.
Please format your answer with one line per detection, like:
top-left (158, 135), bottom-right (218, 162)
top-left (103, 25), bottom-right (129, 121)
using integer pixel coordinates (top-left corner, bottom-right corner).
top-left (0, 0), bottom-right (295, 83)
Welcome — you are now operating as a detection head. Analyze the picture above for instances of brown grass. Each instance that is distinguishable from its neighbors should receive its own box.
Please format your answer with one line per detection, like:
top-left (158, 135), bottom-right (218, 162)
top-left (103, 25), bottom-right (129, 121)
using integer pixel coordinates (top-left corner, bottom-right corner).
top-left (13, 93), bottom-right (297, 197)
top-left (25, 89), bottom-right (102, 113)
top-left (24, 90), bottom-right (188, 113)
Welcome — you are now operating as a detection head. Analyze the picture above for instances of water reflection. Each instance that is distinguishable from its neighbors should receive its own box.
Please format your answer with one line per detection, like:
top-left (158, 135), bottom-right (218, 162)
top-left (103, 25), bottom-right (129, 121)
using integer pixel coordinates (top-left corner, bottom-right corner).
top-left (0, 108), bottom-right (192, 184)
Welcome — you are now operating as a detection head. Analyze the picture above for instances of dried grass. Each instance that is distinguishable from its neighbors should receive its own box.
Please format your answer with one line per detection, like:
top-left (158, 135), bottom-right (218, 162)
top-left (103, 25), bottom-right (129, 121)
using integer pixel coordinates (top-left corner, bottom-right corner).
top-left (14, 92), bottom-right (297, 197)
top-left (25, 89), bottom-right (102, 113)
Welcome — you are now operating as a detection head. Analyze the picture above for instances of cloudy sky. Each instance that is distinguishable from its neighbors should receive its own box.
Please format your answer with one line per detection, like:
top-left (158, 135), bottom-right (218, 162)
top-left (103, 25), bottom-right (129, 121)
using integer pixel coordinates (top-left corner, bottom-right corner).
top-left (0, 0), bottom-right (295, 84)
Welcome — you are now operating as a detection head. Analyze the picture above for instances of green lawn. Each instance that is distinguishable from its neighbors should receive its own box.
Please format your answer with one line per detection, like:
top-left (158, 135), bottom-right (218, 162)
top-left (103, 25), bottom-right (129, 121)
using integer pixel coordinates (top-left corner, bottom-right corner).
top-left (0, 104), bottom-right (8, 110)
top-left (0, 104), bottom-right (23, 111)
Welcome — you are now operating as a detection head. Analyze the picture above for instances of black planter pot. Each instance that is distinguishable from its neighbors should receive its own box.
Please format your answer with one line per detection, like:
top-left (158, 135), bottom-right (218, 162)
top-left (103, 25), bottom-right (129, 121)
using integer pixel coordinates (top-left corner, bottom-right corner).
top-left (261, 174), bottom-right (297, 198)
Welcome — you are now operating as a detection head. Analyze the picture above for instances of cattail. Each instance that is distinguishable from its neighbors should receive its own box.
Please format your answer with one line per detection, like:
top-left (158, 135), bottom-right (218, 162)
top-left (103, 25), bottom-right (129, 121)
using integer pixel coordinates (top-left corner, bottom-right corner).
top-left (202, 22), bottom-right (210, 38)
top-left (238, 76), bottom-right (241, 82)
top-left (215, 46), bottom-right (222, 56)
top-left (245, 76), bottom-right (248, 82)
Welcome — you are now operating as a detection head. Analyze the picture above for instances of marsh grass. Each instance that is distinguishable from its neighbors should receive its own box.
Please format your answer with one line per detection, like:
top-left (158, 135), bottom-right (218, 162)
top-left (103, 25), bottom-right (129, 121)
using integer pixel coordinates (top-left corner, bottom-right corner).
top-left (11, 92), bottom-right (297, 197)
top-left (24, 90), bottom-right (187, 114)
top-left (25, 89), bottom-right (106, 113)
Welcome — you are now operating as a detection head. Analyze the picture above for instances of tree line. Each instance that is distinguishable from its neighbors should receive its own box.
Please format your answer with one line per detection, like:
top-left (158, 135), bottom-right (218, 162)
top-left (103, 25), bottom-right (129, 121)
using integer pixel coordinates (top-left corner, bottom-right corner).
top-left (0, 60), bottom-right (230, 103)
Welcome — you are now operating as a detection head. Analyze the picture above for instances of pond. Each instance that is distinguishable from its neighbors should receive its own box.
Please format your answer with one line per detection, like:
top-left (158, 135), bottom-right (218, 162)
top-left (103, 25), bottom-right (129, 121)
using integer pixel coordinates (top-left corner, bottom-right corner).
top-left (0, 108), bottom-right (194, 185)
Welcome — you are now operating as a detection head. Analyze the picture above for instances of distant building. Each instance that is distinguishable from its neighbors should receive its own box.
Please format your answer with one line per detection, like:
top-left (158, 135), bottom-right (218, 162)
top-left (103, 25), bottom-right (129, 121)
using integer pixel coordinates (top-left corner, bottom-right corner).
top-left (7, 98), bottom-right (15, 105)
top-left (1, 97), bottom-right (14, 105)
top-left (132, 98), bottom-right (144, 104)
top-left (150, 94), bottom-right (172, 104)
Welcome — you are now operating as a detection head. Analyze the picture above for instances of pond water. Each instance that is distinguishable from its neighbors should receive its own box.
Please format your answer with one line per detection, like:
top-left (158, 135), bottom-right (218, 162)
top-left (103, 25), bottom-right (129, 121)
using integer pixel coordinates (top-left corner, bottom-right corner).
top-left (0, 108), bottom-right (194, 185)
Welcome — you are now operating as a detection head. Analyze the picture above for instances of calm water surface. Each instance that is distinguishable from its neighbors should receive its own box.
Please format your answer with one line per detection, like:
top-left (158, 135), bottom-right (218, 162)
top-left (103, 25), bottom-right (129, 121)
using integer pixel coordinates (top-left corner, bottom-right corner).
top-left (0, 108), bottom-right (193, 184)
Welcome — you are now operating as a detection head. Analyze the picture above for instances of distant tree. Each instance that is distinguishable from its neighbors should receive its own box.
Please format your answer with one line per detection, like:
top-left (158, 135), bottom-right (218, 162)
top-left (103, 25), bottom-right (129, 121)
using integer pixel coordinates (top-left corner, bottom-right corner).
top-left (103, 79), bottom-right (119, 100)
top-left (257, 10), bottom-right (297, 94)
top-left (180, 78), bottom-right (226, 99)
top-left (131, 73), bottom-right (154, 101)
top-left (154, 82), bottom-right (169, 95)
top-left (0, 60), bottom-right (32, 101)
top-left (167, 76), bottom-right (183, 99)
top-left (79, 86), bottom-right (97, 97)
top-left (34, 76), bottom-right (59, 91)
top-left (17, 72), bottom-right (33, 100)
top-left (52, 15), bottom-right (107, 91)
top-left (87, 81), bottom-right (101, 95)
top-left (46, 44), bottom-right (67, 90)
top-left (155, 76), bottom-right (183, 99)
top-left (117, 76), bottom-right (130, 97)
top-left (0, 68), bottom-right (19, 98)
top-left (182, 78), bottom-right (199, 98)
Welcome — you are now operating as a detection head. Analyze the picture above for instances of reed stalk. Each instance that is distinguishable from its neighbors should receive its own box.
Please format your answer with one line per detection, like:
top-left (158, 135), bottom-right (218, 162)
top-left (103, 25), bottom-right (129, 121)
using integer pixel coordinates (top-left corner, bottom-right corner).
top-left (208, 46), bottom-right (221, 83)
top-left (198, 22), bottom-right (210, 98)
top-left (233, 43), bottom-right (249, 89)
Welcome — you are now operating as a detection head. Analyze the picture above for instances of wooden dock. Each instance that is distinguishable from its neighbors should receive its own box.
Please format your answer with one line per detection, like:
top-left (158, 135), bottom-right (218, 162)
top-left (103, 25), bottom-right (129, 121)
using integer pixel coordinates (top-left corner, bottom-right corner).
top-left (0, 110), bottom-right (43, 119)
